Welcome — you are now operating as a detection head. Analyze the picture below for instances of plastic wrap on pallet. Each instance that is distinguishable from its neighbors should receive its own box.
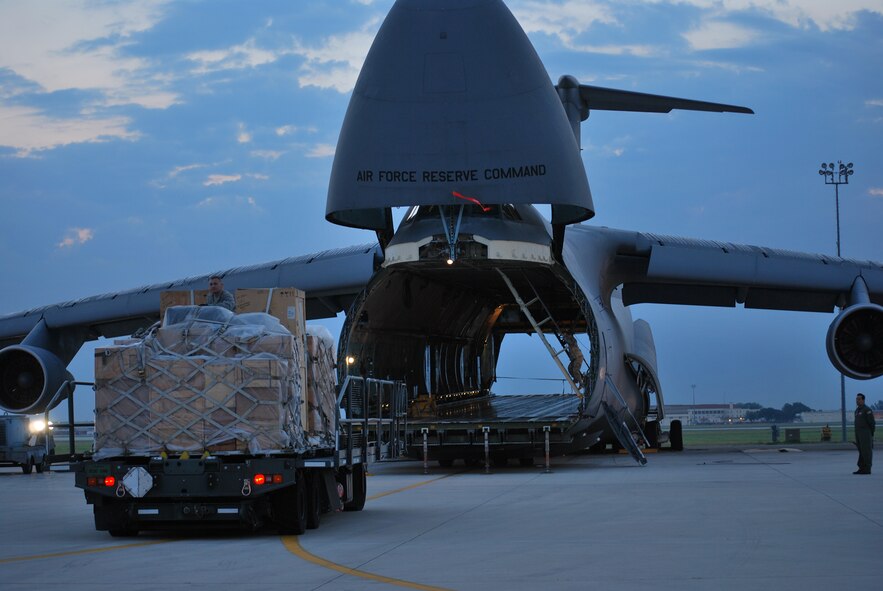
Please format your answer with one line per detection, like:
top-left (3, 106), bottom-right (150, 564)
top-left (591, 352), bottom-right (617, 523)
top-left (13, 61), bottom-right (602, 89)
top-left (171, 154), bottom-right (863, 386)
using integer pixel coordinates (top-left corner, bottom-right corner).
top-left (93, 306), bottom-right (304, 459)
top-left (305, 325), bottom-right (337, 447)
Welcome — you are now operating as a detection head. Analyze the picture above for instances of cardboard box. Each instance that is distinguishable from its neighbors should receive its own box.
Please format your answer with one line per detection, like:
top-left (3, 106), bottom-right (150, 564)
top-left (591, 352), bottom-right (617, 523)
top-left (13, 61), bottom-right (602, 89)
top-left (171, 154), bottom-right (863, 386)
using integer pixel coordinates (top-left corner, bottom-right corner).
top-left (160, 290), bottom-right (210, 321)
top-left (92, 308), bottom-right (308, 457)
top-left (95, 346), bottom-right (143, 384)
top-left (305, 333), bottom-right (337, 442)
top-left (235, 288), bottom-right (305, 338)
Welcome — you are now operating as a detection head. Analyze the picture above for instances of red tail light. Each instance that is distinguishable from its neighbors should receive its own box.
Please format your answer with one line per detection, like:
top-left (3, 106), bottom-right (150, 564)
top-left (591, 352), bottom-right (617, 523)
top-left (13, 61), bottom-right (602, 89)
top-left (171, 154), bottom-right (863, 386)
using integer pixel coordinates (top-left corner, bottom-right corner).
top-left (104, 476), bottom-right (116, 487)
top-left (272, 474), bottom-right (283, 484)
top-left (253, 473), bottom-right (266, 486)
top-left (87, 477), bottom-right (98, 486)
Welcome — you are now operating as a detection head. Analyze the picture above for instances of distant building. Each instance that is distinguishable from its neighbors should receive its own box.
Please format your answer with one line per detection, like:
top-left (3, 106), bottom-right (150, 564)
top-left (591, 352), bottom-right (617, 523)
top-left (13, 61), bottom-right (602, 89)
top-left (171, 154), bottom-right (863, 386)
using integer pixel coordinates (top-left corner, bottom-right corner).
top-left (661, 404), bottom-right (751, 428)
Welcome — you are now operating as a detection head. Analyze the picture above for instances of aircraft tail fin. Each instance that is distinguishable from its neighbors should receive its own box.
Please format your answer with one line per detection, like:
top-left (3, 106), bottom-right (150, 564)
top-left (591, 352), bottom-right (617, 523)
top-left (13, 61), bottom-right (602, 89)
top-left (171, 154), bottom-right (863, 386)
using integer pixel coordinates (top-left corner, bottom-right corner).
top-left (557, 76), bottom-right (753, 120)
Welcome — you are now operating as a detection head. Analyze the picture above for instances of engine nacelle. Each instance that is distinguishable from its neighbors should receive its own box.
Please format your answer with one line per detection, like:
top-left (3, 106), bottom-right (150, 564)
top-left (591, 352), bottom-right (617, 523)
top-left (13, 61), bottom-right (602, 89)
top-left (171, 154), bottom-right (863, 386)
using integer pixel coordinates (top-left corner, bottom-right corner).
top-left (0, 345), bottom-right (73, 414)
top-left (826, 303), bottom-right (883, 380)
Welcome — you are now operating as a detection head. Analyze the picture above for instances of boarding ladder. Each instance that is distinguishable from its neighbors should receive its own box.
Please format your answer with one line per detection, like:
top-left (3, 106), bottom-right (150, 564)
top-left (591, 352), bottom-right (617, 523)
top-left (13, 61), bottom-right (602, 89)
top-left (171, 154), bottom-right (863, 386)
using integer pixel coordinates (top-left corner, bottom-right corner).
top-left (495, 269), bottom-right (589, 400)
top-left (602, 376), bottom-right (648, 466)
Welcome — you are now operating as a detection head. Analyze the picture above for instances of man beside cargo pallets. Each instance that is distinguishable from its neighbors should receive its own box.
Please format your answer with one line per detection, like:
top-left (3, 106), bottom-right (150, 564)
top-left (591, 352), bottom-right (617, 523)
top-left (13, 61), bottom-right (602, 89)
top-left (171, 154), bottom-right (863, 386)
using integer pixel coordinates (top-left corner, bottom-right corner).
top-left (854, 393), bottom-right (875, 475)
top-left (205, 276), bottom-right (235, 311)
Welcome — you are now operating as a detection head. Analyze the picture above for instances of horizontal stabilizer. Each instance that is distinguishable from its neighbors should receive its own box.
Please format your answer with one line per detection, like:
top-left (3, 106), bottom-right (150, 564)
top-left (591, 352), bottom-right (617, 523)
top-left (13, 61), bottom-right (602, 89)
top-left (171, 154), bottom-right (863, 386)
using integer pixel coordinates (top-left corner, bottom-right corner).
top-left (575, 84), bottom-right (753, 115)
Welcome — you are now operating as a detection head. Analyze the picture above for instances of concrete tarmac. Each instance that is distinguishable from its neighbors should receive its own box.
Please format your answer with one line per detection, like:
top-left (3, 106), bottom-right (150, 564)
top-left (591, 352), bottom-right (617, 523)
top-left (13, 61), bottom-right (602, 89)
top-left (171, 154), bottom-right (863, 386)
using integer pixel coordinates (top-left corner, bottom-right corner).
top-left (0, 447), bottom-right (880, 591)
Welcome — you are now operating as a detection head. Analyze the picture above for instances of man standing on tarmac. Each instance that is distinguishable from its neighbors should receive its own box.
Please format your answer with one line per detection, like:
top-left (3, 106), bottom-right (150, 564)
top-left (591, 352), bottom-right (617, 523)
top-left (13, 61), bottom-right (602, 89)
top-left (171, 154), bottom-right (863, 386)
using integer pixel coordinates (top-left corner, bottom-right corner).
top-left (205, 275), bottom-right (235, 311)
top-left (854, 393), bottom-right (875, 475)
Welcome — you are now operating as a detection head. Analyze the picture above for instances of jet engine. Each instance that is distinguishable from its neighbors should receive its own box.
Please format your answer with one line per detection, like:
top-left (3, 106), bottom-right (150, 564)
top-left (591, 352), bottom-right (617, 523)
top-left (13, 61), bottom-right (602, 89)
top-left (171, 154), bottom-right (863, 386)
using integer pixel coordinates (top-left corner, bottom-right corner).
top-left (826, 303), bottom-right (883, 380)
top-left (0, 344), bottom-right (73, 414)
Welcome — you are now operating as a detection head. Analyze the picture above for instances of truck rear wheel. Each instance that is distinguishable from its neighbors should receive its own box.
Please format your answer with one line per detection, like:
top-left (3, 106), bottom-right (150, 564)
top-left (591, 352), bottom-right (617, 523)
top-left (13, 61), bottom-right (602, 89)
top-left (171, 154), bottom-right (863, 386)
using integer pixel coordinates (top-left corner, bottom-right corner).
top-left (21, 458), bottom-right (34, 475)
top-left (108, 527), bottom-right (140, 537)
top-left (274, 471), bottom-right (307, 535)
top-left (306, 472), bottom-right (322, 530)
top-left (94, 503), bottom-right (137, 536)
top-left (344, 464), bottom-right (366, 512)
top-left (644, 420), bottom-right (660, 449)
top-left (669, 420), bottom-right (684, 451)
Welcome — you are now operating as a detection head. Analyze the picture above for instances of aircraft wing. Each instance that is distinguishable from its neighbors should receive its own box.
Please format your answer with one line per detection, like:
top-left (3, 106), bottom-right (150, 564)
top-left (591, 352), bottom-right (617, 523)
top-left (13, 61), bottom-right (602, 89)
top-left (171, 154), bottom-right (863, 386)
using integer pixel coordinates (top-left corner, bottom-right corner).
top-left (0, 243), bottom-right (380, 350)
top-left (575, 226), bottom-right (883, 311)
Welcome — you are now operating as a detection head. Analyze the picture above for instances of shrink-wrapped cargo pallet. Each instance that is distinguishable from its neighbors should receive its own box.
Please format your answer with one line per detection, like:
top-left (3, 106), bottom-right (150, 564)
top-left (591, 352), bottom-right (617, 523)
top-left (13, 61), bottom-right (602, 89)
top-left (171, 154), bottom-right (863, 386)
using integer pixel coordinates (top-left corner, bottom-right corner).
top-left (93, 306), bottom-right (304, 458)
top-left (305, 325), bottom-right (337, 447)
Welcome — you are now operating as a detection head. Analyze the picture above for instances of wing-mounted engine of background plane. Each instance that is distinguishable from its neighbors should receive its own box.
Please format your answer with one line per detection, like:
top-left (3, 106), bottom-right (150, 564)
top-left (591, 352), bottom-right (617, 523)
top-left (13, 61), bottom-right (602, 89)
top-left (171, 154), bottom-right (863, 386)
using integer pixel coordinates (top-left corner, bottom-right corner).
top-left (827, 277), bottom-right (883, 379)
top-left (0, 320), bottom-right (79, 414)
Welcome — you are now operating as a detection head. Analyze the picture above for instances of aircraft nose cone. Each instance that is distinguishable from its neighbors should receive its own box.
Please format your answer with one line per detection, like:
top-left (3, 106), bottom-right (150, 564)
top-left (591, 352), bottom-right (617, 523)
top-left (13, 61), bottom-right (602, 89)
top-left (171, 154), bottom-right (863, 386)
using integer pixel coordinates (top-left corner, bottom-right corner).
top-left (326, 0), bottom-right (593, 230)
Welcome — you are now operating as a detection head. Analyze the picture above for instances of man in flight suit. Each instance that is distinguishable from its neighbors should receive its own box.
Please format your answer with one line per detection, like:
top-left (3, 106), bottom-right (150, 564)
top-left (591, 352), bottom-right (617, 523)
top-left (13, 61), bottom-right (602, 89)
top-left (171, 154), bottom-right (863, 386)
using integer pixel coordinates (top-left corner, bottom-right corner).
top-left (854, 393), bottom-right (875, 475)
top-left (205, 276), bottom-right (235, 311)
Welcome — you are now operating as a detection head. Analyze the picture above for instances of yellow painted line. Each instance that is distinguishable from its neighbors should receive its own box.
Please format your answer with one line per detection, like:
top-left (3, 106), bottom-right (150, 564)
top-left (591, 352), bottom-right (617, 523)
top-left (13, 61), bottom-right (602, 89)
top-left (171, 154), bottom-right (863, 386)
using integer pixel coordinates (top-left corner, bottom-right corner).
top-left (368, 472), bottom-right (457, 501)
top-left (281, 471), bottom-right (461, 589)
top-left (281, 535), bottom-right (452, 591)
top-left (0, 539), bottom-right (174, 565)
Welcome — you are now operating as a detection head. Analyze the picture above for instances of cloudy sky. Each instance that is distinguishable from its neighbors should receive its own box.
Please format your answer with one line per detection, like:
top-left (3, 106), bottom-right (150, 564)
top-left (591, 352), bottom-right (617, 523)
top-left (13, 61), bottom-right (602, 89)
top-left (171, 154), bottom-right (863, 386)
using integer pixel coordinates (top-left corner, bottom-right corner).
top-left (1, 0), bottom-right (882, 419)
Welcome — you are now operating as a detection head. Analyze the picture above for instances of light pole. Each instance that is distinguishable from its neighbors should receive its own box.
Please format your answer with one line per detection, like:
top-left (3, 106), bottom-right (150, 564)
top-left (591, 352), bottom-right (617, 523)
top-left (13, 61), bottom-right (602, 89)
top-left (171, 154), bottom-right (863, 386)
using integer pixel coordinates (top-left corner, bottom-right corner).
top-left (818, 160), bottom-right (854, 442)
top-left (691, 384), bottom-right (696, 425)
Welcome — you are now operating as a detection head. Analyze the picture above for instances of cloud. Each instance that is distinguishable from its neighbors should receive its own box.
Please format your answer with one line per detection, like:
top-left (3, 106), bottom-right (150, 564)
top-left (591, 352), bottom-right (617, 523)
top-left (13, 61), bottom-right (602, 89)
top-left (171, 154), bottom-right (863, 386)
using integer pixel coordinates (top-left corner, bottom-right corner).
top-left (294, 27), bottom-right (380, 93)
top-left (57, 227), bottom-right (94, 249)
top-left (195, 195), bottom-right (262, 211)
top-left (248, 173), bottom-right (269, 180)
top-left (306, 143), bottom-right (336, 158)
top-left (204, 174), bottom-right (242, 186)
top-left (867, 99), bottom-right (883, 108)
top-left (691, 60), bottom-right (765, 74)
top-left (655, 1), bottom-right (883, 33)
top-left (276, 125), bottom-right (317, 136)
top-left (0, 105), bottom-right (138, 156)
top-left (718, 0), bottom-right (881, 32)
top-left (251, 150), bottom-right (284, 160)
top-left (0, 1), bottom-right (176, 107)
top-left (511, 1), bottom-right (661, 56)
top-left (168, 163), bottom-right (208, 178)
top-left (869, 188), bottom-right (883, 197)
top-left (187, 38), bottom-right (282, 74)
top-left (683, 20), bottom-right (759, 50)
top-left (237, 123), bottom-right (252, 144)
top-left (276, 125), bottom-right (298, 136)
top-left (513, 1), bottom-right (616, 38)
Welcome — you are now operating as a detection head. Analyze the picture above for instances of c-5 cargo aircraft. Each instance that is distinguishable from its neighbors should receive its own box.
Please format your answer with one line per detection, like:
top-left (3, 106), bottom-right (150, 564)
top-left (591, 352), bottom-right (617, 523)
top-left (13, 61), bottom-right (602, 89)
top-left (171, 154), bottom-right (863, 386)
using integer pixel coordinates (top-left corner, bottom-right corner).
top-left (1, 0), bottom-right (881, 464)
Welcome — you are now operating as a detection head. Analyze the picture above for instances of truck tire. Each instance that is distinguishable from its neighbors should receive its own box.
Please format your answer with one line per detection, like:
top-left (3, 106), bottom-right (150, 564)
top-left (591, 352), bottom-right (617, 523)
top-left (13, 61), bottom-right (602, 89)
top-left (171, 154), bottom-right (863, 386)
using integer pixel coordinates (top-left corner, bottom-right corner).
top-left (21, 457), bottom-right (34, 475)
top-left (94, 503), bottom-right (138, 536)
top-left (669, 420), bottom-right (684, 451)
top-left (274, 471), bottom-right (307, 535)
top-left (108, 526), bottom-right (140, 537)
top-left (344, 464), bottom-right (367, 512)
top-left (306, 473), bottom-right (322, 530)
top-left (644, 420), bottom-right (660, 449)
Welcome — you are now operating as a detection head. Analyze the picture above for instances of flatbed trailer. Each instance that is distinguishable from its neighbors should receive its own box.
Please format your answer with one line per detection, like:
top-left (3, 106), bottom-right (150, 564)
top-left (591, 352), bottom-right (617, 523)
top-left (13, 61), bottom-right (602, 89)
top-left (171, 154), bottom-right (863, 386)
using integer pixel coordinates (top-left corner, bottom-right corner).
top-left (74, 376), bottom-right (406, 536)
top-left (405, 393), bottom-right (602, 466)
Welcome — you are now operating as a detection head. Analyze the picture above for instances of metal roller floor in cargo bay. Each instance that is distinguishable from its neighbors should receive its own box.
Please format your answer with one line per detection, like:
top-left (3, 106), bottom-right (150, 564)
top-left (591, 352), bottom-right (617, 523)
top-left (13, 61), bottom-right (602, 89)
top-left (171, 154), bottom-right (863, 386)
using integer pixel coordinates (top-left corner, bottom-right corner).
top-left (405, 393), bottom-right (591, 458)
top-left (415, 394), bottom-right (580, 424)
